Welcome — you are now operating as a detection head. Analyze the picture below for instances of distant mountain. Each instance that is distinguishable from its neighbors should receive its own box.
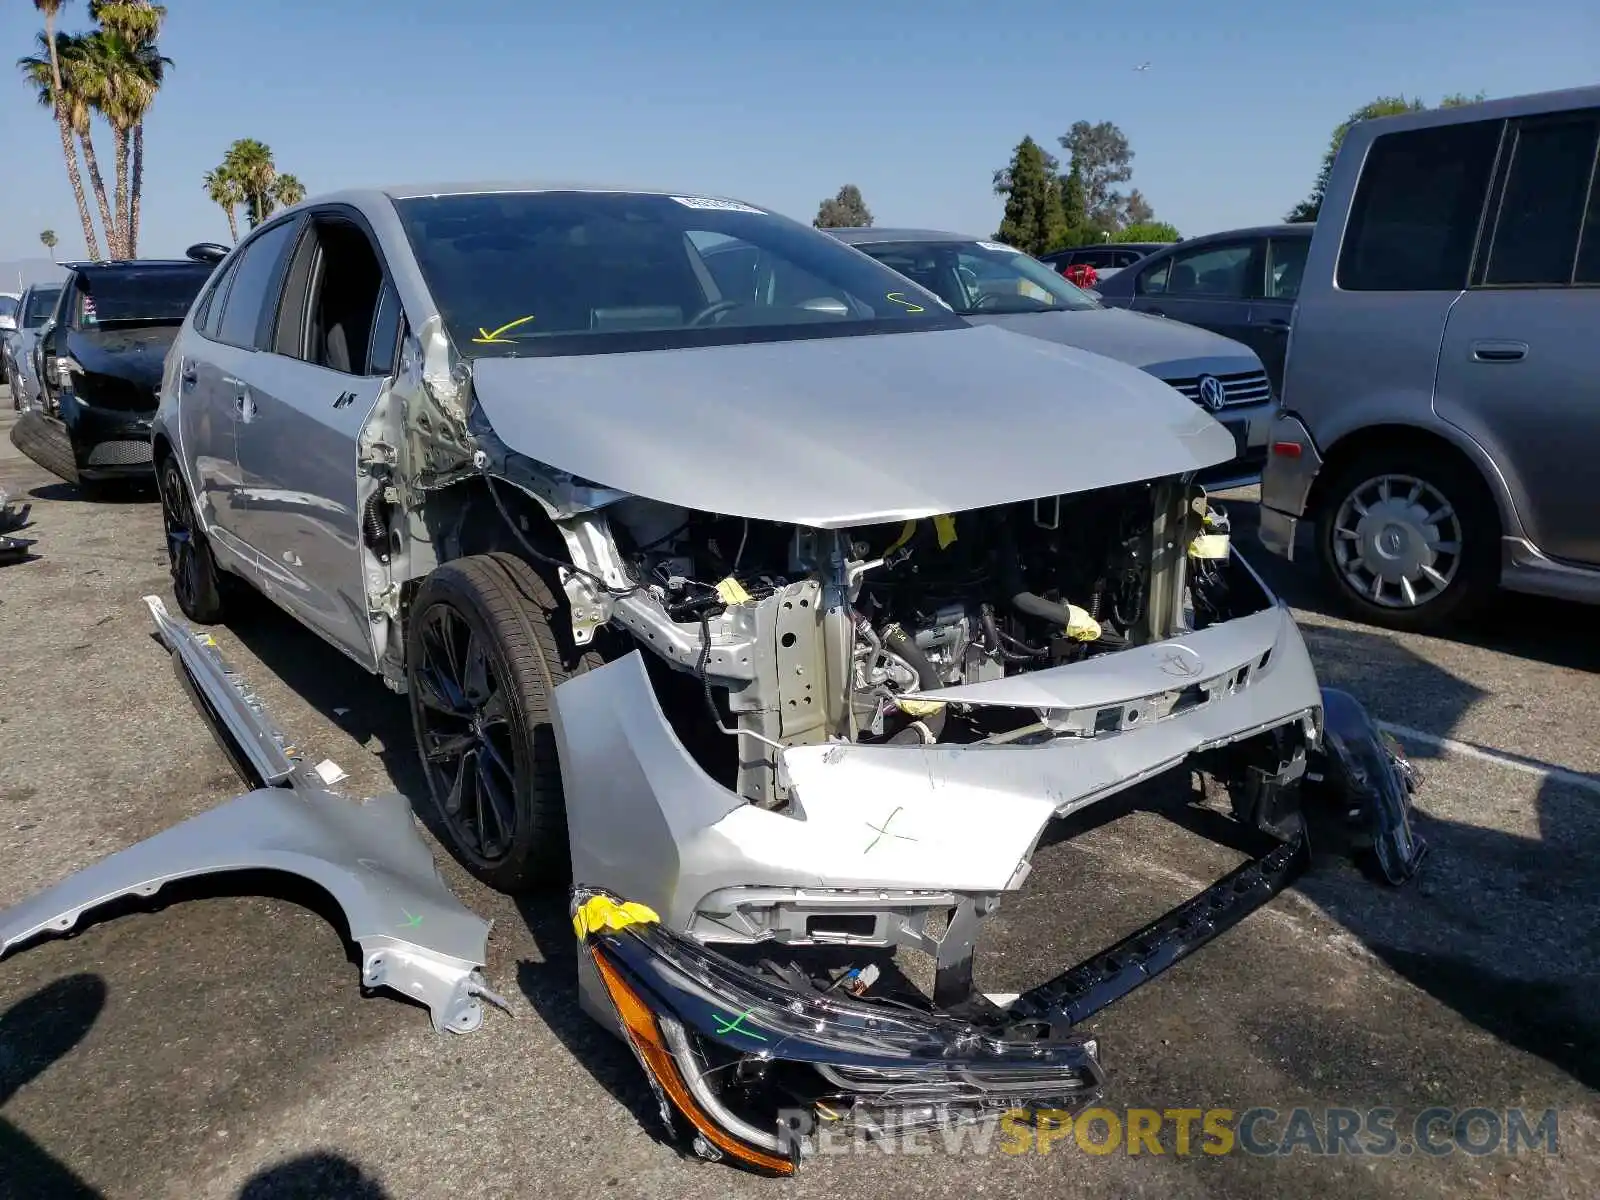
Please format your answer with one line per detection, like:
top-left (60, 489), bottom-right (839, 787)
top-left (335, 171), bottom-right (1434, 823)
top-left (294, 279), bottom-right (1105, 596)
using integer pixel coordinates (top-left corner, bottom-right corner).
top-left (0, 259), bottom-right (70, 292)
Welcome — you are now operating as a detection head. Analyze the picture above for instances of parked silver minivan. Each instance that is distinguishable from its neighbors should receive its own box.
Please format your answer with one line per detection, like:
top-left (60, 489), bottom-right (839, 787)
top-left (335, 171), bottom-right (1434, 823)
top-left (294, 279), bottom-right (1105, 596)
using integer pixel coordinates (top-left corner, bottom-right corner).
top-left (1259, 85), bottom-right (1600, 631)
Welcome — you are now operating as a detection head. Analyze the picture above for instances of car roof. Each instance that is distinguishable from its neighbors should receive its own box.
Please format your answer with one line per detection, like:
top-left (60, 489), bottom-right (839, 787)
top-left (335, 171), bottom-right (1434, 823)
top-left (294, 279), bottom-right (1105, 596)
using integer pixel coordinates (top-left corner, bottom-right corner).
top-left (61, 258), bottom-right (215, 273)
top-left (300, 182), bottom-right (771, 208)
top-left (825, 227), bottom-right (983, 246)
top-left (1354, 84), bottom-right (1600, 140)
top-left (1167, 224), bottom-right (1312, 244)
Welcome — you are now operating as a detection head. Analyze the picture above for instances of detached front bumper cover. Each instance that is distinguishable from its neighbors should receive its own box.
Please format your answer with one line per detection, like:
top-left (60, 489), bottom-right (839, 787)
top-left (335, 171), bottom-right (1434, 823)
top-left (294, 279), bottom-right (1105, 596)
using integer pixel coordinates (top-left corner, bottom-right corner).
top-left (572, 890), bottom-right (1104, 1176)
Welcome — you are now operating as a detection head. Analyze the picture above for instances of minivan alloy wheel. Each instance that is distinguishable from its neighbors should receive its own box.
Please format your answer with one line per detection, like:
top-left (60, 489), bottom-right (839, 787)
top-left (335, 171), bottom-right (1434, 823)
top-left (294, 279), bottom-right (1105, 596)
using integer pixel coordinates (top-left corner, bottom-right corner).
top-left (1330, 473), bottom-right (1462, 609)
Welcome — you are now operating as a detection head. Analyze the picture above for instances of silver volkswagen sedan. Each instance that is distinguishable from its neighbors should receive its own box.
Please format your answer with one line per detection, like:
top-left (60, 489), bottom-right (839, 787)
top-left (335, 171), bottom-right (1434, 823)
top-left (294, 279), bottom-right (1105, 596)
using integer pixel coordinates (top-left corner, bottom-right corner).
top-left (151, 181), bottom-right (1419, 998)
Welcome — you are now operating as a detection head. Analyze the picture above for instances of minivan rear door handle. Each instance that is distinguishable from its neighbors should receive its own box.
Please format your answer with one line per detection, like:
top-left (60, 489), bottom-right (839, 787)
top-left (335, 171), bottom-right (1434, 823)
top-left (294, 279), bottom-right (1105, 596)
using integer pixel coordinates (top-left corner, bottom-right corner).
top-left (1470, 339), bottom-right (1528, 363)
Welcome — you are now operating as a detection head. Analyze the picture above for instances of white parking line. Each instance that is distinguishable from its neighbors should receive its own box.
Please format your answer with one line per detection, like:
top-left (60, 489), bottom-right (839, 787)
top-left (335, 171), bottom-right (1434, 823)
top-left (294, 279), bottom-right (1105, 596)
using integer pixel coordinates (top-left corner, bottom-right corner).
top-left (1376, 720), bottom-right (1600, 798)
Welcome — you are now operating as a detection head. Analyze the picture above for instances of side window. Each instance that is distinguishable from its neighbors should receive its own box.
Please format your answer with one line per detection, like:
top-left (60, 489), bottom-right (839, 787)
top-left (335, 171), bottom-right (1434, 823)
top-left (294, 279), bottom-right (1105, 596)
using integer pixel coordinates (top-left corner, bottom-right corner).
top-left (1161, 241), bottom-right (1256, 297)
top-left (194, 258), bottom-right (237, 338)
top-left (367, 281), bottom-right (403, 377)
top-left (1338, 119), bottom-right (1502, 291)
top-left (1266, 237), bottom-right (1311, 299)
top-left (214, 221), bottom-right (297, 349)
top-left (1481, 110), bottom-right (1600, 287)
top-left (278, 217), bottom-right (386, 376)
top-left (1578, 162), bottom-right (1600, 285)
top-left (1137, 257), bottom-right (1172, 294)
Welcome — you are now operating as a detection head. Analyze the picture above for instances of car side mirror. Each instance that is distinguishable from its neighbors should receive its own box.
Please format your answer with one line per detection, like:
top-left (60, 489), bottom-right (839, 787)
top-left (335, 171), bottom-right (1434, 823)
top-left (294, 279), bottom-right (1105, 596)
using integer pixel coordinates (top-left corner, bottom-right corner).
top-left (0, 315), bottom-right (16, 333)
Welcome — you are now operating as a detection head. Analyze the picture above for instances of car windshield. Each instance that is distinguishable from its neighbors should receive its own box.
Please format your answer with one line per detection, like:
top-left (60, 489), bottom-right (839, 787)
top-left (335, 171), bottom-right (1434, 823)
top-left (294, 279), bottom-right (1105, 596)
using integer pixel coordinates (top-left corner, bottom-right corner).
top-left (393, 191), bottom-right (966, 358)
top-left (76, 266), bottom-right (212, 325)
top-left (851, 240), bottom-right (1101, 315)
top-left (23, 287), bottom-right (61, 326)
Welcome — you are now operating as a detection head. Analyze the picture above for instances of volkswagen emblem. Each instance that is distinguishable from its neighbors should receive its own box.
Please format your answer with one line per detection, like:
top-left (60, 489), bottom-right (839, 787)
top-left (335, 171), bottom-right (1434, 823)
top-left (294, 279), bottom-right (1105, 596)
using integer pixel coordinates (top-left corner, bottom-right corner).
top-left (1157, 646), bottom-right (1204, 678)
top-left (1196, 374), bottom-right (1227, 411)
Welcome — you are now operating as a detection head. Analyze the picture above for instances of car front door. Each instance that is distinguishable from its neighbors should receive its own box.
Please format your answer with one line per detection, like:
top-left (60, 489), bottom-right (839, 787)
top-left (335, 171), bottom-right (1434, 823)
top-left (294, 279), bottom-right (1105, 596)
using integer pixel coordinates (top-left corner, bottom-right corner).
top-left (1246, 234), bottom-right (1311, 392)
top-left (1130, 238), bottom-right (1262, 349)
top-left (234, 206), bottom-right (401, 669)
top-left (1435, 107), bottom-right (1600, 566)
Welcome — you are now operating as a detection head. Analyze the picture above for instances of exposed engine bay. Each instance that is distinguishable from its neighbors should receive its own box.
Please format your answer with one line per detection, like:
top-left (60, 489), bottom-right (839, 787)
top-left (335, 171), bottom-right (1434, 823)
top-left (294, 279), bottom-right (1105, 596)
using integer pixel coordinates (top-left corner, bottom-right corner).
top-left (568, 475), bottom-right (1246, 806)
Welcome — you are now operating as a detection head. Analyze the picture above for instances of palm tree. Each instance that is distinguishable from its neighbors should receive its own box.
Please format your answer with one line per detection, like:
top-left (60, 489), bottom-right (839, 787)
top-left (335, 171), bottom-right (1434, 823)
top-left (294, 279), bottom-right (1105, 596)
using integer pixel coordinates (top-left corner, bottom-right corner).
top-left (18, 9), bottom-right (102, 261)
top-left (222, 138), bottom-right (278, 228)
top-left (89, 2), bottom-right (169, 257)
top-left (203, 166), bottom-right (244, 243)
top-left (56, 31), bottom-right (122, 257)
top-left (40, 230), bottom-right (59, 261)
top-left (273, 174), bottom-right (306, 209)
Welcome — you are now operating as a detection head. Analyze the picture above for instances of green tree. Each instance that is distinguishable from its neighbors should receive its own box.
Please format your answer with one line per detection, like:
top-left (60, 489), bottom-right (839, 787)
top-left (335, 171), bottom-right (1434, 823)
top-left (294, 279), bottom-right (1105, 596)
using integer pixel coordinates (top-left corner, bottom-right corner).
top-left (1058, 120), bottom-right (1134, 228)
top-left (18, 13), bottom-right (104, 260)
top-left (1115, 221), bottom-right (1180, 243)
top-left (273, 174), bottom-right (306, 209)
top-left (1286, 92), bottom-right (1486, 222)
top-left (993, 136), bottom-right (1066, 256)
top-left (90, 1), bottom-right (171, 257)
top-left (813, 184), bottom-right (873, 228)
top-left (203, 166), bottom-right (244, 242)
top-left (1057, 163), bottom-right (1089, 245)
top-left (40, 229), bottom-right (59, 260)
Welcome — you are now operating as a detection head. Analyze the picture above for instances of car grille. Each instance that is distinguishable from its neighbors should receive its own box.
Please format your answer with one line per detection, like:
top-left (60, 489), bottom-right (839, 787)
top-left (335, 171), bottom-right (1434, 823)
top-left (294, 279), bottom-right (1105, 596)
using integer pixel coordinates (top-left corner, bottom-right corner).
top-left (87, 439), bottom-right (154, 467)
top-left (1164, 369), bottom-right (1272, 409)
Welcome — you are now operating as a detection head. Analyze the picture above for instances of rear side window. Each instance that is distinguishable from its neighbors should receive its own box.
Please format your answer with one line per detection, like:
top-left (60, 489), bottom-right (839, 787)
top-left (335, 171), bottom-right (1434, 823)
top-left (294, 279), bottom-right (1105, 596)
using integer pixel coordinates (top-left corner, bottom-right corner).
top-left (1145, 241), bottom-right (1257, 297)
top-left (214, 221), bottom-right (297, 349)
top-left (1266, 236), bottom-right (1311, 299)
top-left (1482, 110), bottom-right (1600, 287)
top-left (1338, 120), bottom-right (1502, 291)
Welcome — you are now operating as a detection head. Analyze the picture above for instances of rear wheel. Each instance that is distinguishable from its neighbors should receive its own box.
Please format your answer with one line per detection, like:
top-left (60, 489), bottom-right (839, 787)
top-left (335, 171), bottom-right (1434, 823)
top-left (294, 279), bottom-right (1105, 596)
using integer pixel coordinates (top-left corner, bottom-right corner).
top-left (1315, 445), bottom-right (1499, 632)
top-left (406, 553), bottom-right (600, 893)
top-left (158, 456), bottom-right (232, 623)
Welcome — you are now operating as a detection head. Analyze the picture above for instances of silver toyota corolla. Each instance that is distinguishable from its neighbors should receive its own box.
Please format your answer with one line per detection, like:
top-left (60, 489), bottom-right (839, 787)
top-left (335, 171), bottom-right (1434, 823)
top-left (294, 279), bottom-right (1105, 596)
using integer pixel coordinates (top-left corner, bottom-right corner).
top-left (6, 181), bottom-right (1425, 1162)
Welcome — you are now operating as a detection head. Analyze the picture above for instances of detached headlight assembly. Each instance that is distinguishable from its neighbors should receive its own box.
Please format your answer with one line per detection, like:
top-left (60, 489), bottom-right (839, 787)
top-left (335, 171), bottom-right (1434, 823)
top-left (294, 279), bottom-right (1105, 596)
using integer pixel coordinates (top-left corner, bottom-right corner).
top-left (572, 889), bottom-right (1104, 1176)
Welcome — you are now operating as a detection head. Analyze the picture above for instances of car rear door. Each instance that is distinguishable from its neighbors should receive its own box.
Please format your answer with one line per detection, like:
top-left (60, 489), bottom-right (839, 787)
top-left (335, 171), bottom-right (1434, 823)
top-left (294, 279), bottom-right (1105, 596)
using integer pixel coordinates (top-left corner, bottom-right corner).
top-left (234, 205), bottom-right (402, 669)
top-left (1435, 106), bottom-right (1600, 566)
top-left (1128, 238), bottom-right (1262, 348)
top-left (181, 218), bottom-right (300, 556)
top-left (1246, 233), bottom-right (1311, 392)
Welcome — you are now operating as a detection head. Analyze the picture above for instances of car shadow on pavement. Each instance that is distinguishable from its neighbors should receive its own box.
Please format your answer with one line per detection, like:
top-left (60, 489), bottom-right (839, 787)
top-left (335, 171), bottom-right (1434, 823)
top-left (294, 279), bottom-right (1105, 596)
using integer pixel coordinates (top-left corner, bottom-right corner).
top-left (25, 479), bottom-right (158, 505)
top-left (0, 974), bottom-right (108, 1200)
top-left (1288, 622), bottom-right (1600, 1093)
top-left (236, 1151), bottom-right (390, 1199)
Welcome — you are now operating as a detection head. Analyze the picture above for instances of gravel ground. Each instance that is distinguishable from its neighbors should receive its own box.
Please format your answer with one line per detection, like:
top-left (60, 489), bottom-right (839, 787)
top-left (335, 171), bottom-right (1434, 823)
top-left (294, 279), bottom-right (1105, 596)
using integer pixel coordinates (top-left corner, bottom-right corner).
top-left (1, 397), bottom-right (1596, 1199)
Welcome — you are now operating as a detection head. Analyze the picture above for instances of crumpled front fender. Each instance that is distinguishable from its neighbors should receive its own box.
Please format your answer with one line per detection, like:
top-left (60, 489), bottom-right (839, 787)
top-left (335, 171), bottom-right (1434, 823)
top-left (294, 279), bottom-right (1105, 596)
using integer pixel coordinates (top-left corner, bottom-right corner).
top-left (0, 787), bottom-right (499, 1033)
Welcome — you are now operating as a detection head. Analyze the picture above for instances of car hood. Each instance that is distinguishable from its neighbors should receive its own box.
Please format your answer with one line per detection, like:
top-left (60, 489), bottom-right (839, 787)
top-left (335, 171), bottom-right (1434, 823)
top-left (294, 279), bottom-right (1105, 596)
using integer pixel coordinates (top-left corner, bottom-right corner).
top-left (968, 307), bottom-right (1261, 378)
top-left (471, 322), bottom-right (1235, 528)
top-left (63, 324), bottom-right (177, 394)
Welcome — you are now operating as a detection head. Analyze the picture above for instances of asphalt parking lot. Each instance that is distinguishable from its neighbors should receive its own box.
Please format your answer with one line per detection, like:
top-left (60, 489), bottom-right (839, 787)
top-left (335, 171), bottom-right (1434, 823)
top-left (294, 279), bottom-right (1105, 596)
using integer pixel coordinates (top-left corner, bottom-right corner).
top-left (1, 396), bottom-right (1596, 1199)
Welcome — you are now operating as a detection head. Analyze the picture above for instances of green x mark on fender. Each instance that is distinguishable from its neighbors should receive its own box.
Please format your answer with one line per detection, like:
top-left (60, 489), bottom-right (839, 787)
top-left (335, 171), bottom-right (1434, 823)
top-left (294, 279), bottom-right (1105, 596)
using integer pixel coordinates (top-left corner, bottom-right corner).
top-left (399, 908), bottom-right (424, 929)
top-left (712, 1006), bottom-right (769, 1042)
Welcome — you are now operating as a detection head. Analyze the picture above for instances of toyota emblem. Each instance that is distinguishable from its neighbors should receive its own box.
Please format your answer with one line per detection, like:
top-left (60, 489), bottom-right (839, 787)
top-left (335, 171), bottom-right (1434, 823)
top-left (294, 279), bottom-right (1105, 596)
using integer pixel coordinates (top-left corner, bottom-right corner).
top-left (1197, 375), bottom-right (1227, 411)
top-left (1157, 646), bottom-right (1204, 678)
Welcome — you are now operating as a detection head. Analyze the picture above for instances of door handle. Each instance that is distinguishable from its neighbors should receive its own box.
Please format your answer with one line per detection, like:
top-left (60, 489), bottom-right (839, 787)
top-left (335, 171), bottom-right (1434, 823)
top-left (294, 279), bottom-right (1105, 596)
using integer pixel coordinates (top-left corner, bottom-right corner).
top-left (233, 390), bottom-right (256, 421)
top-left (180, 361), bottom-right (198, 387)
top-left (1471, 339), bottom-right (1528, 363)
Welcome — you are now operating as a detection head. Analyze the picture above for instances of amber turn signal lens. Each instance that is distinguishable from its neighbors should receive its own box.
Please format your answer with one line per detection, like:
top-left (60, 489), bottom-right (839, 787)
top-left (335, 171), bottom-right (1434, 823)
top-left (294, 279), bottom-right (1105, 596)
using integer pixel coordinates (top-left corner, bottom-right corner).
top-left (591, 947), bottom-right (796, 1176)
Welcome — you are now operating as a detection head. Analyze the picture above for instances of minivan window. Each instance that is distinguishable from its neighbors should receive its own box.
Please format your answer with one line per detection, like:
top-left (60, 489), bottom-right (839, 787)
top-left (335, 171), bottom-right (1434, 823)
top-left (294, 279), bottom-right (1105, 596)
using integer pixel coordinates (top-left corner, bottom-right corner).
top-left (214, 221), bottom-right (297, 349)
top-left (1483, 112), bottom-right (1600, 287)
top-left (1337, 120), bottom-right (1502, 291)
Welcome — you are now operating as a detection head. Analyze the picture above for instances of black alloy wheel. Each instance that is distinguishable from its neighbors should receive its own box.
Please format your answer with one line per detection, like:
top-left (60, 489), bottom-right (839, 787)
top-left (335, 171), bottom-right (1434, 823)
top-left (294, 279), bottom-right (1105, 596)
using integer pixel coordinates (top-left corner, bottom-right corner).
top-left (159, 457), bottom-right (229, 623)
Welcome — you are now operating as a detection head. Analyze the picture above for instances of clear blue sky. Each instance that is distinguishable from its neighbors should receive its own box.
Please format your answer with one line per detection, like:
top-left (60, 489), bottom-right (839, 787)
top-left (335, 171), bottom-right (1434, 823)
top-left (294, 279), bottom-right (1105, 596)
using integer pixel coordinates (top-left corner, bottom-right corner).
top-left (3, 0), bottom-right (1597, 266)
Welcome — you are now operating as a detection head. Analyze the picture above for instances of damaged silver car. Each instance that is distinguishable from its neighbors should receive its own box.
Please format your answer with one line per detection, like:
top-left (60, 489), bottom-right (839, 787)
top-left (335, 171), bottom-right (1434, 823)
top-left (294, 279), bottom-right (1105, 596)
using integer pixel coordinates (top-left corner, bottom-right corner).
top-left (0, 184), bottom-right (1425, 1171)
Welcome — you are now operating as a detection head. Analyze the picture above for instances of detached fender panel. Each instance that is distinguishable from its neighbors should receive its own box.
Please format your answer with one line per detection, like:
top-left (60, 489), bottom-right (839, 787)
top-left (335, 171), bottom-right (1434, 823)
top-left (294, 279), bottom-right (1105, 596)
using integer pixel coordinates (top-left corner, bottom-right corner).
top-left (0, 786), bottom-right (497, 1033)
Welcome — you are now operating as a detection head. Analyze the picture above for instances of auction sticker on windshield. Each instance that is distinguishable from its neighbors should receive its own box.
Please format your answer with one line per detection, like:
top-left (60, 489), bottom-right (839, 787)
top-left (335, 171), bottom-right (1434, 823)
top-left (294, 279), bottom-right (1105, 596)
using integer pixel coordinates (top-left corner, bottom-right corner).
top-left (976, 241), bottom-right (1019, 254)
top-left (671, 195), bottom-right (767, 214)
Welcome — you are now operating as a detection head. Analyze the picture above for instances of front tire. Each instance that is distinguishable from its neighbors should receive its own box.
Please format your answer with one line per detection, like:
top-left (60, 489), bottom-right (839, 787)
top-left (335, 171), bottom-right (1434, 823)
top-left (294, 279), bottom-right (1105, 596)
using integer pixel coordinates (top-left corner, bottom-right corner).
top-left (406, 553), bottom-right (600, 893)
top-left (1316, 446), bottom-right (1499, 632)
